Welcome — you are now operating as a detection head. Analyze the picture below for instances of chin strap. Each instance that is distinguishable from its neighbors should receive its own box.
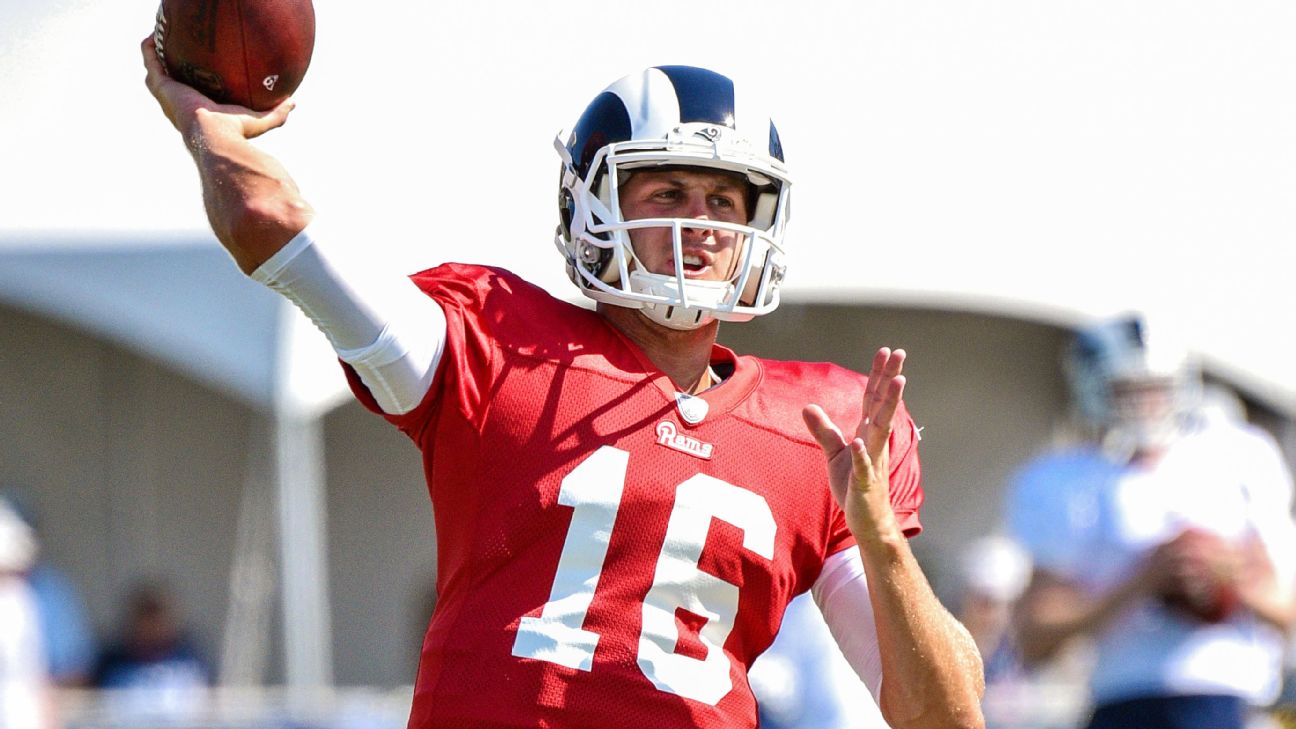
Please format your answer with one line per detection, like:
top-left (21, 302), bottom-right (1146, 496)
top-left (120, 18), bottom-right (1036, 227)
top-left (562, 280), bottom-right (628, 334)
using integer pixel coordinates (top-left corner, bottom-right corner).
top-left (641, 302), bottom-right (713, 330)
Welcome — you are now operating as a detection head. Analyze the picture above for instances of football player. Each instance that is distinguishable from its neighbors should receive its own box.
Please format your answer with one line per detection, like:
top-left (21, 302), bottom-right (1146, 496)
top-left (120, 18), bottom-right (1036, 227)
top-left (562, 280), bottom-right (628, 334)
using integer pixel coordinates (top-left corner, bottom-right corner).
top-left (1007, 314), bottom-right (1296, 729)
top-left (142, 40), bottom-right (984, 729)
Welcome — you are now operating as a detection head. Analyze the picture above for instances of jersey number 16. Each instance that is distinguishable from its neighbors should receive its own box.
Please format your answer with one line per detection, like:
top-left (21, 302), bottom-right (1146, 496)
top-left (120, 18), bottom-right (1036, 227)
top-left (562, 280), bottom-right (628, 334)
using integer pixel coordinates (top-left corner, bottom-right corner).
top-left (511, 445), bottom-right (777, 705)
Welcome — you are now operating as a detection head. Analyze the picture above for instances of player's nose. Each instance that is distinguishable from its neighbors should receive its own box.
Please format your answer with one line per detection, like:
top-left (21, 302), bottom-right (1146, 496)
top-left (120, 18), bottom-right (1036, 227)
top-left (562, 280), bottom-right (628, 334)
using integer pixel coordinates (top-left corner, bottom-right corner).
top-left (680, 222), bottom-right (714, 246)
top-left (680, 192), bottom-right (713, 221)
top-left (679, 193), bottom-right (716, 245)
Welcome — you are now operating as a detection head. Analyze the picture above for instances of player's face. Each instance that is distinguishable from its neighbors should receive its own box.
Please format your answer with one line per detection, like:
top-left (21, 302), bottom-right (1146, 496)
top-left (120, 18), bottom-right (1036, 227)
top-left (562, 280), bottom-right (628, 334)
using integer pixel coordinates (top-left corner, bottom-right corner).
top-left (1110, 378), bottom-right (1175, 426)
top-left (1108, 376), bottom-right (1183, 453)
top-left (618, 168), bottom-right (751, 282)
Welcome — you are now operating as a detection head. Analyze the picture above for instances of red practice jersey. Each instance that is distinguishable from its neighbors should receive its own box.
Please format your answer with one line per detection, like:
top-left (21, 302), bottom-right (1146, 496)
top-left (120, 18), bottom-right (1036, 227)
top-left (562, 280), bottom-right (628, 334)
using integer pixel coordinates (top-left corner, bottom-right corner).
top-left (344, 264), bottom-right (924, 729)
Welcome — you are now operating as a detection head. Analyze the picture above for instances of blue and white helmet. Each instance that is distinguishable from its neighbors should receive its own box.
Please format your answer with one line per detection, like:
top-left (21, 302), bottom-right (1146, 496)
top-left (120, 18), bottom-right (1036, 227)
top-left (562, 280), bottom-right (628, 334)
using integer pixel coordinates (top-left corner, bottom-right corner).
top-left (1063, 313), bottom-right (1201, 452)
top-left (554, 66), bottom-right (792, 330)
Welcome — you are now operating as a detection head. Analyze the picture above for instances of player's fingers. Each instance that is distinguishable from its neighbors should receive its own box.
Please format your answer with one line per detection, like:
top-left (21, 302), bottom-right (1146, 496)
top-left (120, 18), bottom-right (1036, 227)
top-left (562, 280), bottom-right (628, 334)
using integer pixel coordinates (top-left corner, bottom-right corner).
top-left (884, 348), bottom-right (906, 378)
top-left (866, 347), bottom-right (905, 416)
top-left (858, 348), bottom-right (891, 439)
top-left (141, 37), bottom-right (168, 91)
top-left (869, 347), bottom-right (904, 402)
top-left (141, 35), bottom-right (198, 132)
top-left (865, 375), bottom-right (905, 454)
top-left (244, 98), bottom-right (296, 136)
top-left (879, 375), bottom-right (905, 425)
top-left (862, 347), bottom-right (889, 405)
top-left (802, 405), bottom-right (848, 456)
top-left (850, 438), bottom-right (878, 486)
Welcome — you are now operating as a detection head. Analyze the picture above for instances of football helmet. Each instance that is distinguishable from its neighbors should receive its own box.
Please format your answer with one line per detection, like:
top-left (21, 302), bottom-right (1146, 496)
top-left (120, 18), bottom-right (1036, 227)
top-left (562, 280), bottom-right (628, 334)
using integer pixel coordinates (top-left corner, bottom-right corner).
top-left (554, 66), bottom-right (792, 330)
top-left (1063, 313), bottom-right (1201, 455)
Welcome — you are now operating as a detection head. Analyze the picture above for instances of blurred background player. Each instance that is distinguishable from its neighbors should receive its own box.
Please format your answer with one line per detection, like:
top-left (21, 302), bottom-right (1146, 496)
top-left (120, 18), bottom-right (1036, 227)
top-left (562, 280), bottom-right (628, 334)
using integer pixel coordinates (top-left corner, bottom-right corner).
top-left (1006, 313), bottom-right (1296, 729)
top-left (0, 495), bottom-right (54, 729)
top-left (953, 534), bottom-right (1087, 729)
top-left (0, 489), bottom-right (95, 689)
top-left (92, 580), bottom-right (211, 720)
top-left (956, 536), bottom-right (1031, 691)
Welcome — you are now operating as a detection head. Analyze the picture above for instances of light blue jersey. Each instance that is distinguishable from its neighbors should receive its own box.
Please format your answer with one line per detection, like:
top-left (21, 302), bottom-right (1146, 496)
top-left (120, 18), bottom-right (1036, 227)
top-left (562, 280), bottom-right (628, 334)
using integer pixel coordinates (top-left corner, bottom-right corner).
top-left (1006, 424), bottom-right (1296, 706)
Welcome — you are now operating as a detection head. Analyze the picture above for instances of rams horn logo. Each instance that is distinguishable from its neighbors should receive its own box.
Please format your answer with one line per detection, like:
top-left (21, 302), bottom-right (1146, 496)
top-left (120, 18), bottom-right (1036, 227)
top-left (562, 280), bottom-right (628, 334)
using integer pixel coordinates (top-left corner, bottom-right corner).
top-left (693, 126), bottom-right (722, 142)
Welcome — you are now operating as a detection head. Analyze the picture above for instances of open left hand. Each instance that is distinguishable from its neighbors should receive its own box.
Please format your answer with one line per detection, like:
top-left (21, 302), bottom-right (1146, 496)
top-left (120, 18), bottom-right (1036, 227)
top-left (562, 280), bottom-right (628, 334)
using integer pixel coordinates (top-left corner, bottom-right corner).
top-left (802, 347), bottom-right (907, 544)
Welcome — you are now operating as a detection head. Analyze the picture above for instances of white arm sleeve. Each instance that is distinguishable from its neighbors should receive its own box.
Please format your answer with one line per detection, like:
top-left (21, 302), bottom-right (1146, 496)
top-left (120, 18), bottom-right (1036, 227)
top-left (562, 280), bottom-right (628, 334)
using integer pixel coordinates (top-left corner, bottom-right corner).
top-left (250, 223), bottom-right (446, 415)
top-left (812, 546), bottom-right (884, 702)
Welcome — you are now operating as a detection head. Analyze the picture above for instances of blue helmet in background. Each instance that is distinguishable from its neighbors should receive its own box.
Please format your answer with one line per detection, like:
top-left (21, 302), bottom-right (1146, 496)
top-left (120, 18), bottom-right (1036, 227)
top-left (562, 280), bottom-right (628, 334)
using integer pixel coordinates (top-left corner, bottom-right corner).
top-left (1064, 313), bottom-right (1202, 454)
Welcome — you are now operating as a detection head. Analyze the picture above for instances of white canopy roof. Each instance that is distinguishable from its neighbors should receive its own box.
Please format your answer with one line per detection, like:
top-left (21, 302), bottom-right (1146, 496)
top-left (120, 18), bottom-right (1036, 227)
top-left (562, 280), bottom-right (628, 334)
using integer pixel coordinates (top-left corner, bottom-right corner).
top-left (3, 0), bottom-right (1293, 413)
top-left (0, 234), bottom-right (350, 417)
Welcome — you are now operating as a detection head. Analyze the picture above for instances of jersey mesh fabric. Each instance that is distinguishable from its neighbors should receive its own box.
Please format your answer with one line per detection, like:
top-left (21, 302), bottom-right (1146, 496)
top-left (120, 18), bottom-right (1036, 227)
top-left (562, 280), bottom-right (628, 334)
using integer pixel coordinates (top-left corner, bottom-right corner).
top-left (342, 263), bottom-right (923, 729)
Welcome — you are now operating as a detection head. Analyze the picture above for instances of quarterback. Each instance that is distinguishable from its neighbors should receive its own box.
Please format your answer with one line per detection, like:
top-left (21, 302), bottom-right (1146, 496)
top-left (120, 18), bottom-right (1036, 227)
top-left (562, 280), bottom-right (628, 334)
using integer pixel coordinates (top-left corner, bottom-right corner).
top-left (142, 38), bottom-right (984, 729)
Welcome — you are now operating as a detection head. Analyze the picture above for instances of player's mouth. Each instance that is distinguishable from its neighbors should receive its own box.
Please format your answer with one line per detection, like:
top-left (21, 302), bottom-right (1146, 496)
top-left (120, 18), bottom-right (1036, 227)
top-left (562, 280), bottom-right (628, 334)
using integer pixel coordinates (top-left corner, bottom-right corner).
top-left (673, 252), bottom-right (714, 278)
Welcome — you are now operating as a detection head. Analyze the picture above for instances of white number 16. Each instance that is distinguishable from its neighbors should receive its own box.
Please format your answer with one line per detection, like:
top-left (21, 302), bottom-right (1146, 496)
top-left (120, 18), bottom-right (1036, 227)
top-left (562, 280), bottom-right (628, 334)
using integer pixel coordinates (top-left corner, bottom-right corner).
top-left (511, 445), bottom-right (776, 705)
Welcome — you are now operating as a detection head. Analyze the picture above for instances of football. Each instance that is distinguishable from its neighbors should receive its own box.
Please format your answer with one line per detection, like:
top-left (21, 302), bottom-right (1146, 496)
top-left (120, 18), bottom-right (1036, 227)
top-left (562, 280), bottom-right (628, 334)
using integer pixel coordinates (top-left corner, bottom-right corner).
top-left (153, 0), bottom-right (315, 111)
top-left (1158, 528), bottom-right (1241, 623)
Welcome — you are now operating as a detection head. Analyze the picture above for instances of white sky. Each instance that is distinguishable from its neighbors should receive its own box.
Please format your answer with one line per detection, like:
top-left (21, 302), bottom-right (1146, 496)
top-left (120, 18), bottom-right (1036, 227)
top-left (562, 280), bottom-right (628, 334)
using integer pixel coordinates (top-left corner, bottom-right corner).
top-left (2, 0), bottom-right (1294, 409)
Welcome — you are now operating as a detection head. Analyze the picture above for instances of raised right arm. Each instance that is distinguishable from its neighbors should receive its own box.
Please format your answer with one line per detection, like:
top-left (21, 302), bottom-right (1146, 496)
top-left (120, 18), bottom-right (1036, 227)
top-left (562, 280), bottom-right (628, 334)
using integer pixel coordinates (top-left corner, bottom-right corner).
top-left (142, 37), bottom-right (443, 414)
top-left (141, 36), bottom-right (312, 273)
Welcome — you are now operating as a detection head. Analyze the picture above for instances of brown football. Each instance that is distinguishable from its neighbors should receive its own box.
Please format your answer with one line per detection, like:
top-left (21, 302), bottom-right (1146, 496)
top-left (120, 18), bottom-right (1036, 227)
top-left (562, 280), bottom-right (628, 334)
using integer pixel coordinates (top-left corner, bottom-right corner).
top-left (153, 0), bottom-right (315, 111)
top-left (1158, 528), bottom-right (1241, 624)
top-left (1161, 575), bottom-right (1240, 623)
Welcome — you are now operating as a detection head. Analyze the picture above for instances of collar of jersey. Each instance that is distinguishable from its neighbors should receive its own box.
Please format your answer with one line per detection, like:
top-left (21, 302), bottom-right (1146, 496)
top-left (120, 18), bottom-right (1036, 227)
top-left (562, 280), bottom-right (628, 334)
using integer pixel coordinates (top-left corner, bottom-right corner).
top-left (603, 322), bottom-right (761, 424)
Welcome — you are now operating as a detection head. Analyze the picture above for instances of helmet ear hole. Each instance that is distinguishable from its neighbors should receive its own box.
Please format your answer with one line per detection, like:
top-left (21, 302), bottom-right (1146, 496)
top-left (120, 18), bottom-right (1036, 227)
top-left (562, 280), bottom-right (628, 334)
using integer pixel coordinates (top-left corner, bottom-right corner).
top-left (749, 189), bottom-right (779, 231)
top-left (595, 170), bottom-right (614, 214)
top-left (584, 242), bottom-right (616, 283)
top-left (737, 243), bottom-right (782, 308)
top-left (558, 187), bottom-right (575, 238)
